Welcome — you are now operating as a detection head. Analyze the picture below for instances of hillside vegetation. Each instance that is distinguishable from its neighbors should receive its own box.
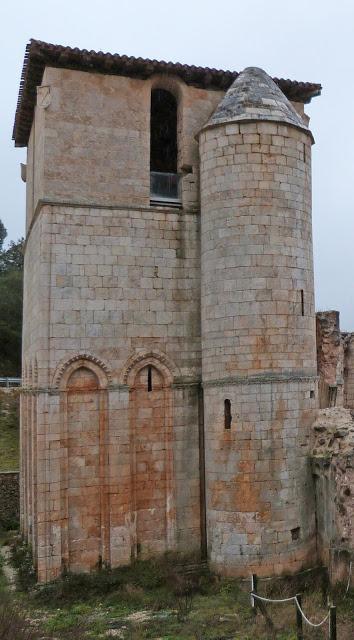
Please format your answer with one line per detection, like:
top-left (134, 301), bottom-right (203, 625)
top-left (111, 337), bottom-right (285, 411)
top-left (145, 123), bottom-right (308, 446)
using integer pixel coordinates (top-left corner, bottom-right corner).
top-left (0, 390), bottom-right (20, 471)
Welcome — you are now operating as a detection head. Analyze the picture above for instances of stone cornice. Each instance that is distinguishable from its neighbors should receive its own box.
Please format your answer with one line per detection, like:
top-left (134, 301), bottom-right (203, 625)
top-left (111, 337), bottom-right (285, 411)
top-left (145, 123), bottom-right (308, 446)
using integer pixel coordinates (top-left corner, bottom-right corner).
top-left (21, 383), bottom-right (130, 395)
top-left (203, 373), bottom-right (318, 388)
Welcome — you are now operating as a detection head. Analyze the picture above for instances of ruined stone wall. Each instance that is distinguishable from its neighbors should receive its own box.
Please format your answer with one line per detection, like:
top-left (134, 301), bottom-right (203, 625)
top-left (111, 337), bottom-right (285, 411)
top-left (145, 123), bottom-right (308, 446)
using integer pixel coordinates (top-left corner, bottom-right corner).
top-left (344, 335), bottom-right (354, 409)
top-left (312, 408), bottom-right (354, 585)
top-left (200, 118), bottom-right (317, 577)
top-left (316, 311), bottom-right (344, 408)
top-left (316, 311), bottom-right (354, 409)
top-left (0, 472), bottom-right (19, 531)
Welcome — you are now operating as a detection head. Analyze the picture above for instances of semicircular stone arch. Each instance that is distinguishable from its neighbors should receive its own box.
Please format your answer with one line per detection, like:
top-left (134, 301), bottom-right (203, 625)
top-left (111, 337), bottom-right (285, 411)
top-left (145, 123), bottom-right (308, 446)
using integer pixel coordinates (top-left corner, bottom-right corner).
top-left (53, 352), bottom-right (112, 390)
top-left (121, 349), bottom-right (178, 388)
top-left (149, 74), bottom-right (183, 103)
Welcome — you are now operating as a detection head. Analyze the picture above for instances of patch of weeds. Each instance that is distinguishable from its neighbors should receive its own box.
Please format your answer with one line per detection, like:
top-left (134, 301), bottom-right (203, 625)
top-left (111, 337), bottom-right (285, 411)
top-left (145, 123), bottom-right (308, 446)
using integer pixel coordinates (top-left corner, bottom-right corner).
top-left (0, 594), bottom-right (37, 639)
top-left (32, 552), bottom-right (206, 606)
top-left (148, 587), bottom-right (175, 611)
top-left (70, 603), bottom-right (92, 616)
top-left (42, 602), bottom-right (106, 636)
top-left (43, 609), bottom-right (83, 632)
top-left (10, 537), bottom-right (36, 592)
top-left (0, 529), bottom-right (17, 547)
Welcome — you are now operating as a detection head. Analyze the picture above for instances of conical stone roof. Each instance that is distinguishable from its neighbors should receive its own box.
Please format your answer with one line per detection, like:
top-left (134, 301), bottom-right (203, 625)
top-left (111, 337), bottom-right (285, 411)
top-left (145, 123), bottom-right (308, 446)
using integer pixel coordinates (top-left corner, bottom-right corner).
top-left (205, 67), bottom-right (310, 133)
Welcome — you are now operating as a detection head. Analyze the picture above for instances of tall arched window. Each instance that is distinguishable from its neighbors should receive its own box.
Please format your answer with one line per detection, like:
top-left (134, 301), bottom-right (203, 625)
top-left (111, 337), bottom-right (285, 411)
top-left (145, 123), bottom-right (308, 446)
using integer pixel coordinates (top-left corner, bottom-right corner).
top-left (150, 88), bottom-right (180, 204)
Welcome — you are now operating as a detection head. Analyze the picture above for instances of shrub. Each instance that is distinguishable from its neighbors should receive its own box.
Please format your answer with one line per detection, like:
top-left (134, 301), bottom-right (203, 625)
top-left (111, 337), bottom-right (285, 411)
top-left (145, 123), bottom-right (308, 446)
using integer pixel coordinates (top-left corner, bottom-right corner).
top-left (10, 538), bottom-right (36, 591)
top-left (0, 596), bottom-right (36, 640)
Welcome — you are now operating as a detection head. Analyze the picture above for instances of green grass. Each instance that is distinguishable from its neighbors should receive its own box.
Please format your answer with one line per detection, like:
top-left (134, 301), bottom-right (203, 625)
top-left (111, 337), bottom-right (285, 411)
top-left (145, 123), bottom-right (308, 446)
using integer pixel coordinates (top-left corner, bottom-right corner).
top-left (0, 545), bottom-right (354, 640)
top-left (0, 390), bottom-right (19, 471)
top-left (1, 539), bottom-right (354, 639)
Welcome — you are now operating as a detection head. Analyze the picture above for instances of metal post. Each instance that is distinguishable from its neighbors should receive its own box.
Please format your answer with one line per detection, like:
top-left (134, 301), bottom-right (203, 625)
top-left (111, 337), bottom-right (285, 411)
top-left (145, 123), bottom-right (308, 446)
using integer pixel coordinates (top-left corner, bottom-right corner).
top-left (251, 574), bottom-right (258, 611)
top-left (295, 594), bottom-right (303, 640)
top-left (329, 605), bottom-right (336, 640)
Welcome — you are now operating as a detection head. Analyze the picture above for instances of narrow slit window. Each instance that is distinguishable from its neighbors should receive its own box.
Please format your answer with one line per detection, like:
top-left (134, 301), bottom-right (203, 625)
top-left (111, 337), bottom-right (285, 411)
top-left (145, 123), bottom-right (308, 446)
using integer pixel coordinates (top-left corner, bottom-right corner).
top-left (300, 289), bottom-right (304, 316)
top-left (147, 366), bottom-right (152, 392)
top-left (224, 399), bottom-right (232, 430)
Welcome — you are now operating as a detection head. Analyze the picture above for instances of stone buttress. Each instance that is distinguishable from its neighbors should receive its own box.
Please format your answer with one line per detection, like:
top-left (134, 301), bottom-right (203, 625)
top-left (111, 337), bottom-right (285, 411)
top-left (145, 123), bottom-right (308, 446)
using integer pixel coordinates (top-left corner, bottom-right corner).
top-left (199, 67), bottom-right (318, 576)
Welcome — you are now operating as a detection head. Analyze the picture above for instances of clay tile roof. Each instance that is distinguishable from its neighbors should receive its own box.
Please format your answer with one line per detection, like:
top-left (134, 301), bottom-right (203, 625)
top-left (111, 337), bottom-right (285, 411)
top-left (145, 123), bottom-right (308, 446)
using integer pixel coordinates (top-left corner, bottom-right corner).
top-left (13, 39), bottom-right (322, 147)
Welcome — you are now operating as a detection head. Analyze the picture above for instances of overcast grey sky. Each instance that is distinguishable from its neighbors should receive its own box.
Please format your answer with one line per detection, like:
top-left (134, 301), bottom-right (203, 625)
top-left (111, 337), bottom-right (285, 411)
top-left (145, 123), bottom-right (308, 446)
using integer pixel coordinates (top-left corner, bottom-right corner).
top-left (1, 0), bottom-right (353, 328)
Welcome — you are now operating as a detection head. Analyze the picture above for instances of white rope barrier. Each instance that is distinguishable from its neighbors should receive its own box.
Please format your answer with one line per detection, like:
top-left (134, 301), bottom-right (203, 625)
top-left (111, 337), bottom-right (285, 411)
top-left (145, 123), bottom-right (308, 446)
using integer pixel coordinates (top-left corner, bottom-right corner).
top-left (294, 596), bottom-right (330, 628)
top-left (251, 592), bottom-right (331, 628)
top-left (251, 593), bottom-right (295, 604)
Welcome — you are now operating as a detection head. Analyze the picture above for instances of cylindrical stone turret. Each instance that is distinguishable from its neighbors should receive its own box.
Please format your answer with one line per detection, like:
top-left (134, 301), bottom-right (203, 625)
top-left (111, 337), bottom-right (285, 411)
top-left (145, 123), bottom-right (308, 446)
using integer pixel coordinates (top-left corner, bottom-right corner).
top-left (199, 67), bottom-right (318, 576)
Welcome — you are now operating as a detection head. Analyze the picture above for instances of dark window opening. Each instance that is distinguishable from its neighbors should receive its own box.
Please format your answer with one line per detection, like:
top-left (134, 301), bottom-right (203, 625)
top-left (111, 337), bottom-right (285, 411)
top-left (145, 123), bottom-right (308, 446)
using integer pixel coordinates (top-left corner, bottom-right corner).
top-left (224, 399), bottom-right (232, 430)
top-left (291, 526), bottom-right (301, 541)
top-left (310, 390), bottom-right (315, 399)
top-left (329, 384), bottom-right (337, 407)
top-left (150, 89), bottom-right (177, 173)
top-left (147, 366), bottom-right (152, 392)
top-left (150, 89), bottom-right (180, 203)
top-left (300, 289), bottom-right (304, 316)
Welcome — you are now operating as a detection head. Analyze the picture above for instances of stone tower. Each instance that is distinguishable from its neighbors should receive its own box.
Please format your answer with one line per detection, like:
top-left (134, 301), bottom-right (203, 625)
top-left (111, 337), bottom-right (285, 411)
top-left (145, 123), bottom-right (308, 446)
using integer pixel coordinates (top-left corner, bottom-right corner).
top-left (199, 67), bottom-right (318, 576)
top-left (14, 41), bottom-right (321, 582)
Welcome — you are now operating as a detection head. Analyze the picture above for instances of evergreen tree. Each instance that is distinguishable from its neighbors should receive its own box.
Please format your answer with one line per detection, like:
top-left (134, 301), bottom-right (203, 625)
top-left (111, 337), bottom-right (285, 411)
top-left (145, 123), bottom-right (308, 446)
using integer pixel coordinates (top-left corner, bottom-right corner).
top-left (0, 238), bottom-right (24, 272)
top-left (0, 220), bottom-right (23, 376)
top-left (0, 220), bottom-right (6, 251)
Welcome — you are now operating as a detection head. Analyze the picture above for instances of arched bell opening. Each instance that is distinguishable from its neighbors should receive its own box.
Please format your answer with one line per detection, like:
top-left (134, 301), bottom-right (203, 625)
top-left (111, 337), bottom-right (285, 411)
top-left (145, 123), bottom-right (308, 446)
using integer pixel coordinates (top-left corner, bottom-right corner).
top-left (150, 87), bottom-right (180, 204)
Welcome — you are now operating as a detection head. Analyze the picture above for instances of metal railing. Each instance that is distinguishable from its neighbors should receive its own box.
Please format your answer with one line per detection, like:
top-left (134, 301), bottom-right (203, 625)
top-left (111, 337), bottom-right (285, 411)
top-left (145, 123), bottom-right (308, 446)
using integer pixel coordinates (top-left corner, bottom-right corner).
top-left (150, 171), bottom-right (181, 205)
top-left (0, 377), bottom-right (22, 388)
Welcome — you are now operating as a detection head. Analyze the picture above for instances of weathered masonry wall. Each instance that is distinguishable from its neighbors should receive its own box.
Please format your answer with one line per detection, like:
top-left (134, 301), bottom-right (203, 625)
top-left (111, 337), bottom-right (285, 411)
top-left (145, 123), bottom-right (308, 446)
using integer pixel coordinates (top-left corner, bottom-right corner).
top-left (312, 408), bottom-right (354, 586)
top-left (25, 67), bottom-right (223, 230)
top-left (316, 311), bottom-right (354, 409)
top-left (22, 67), bottom-right (226, 581)
top-left (344, 336), bottom-right (354, 408)
top-left (21, 201), bottom-right (203, 581)
top-left (200, 113), bottom-right (317, 576)
top-left (0, 472), bottom-right (19, 530)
